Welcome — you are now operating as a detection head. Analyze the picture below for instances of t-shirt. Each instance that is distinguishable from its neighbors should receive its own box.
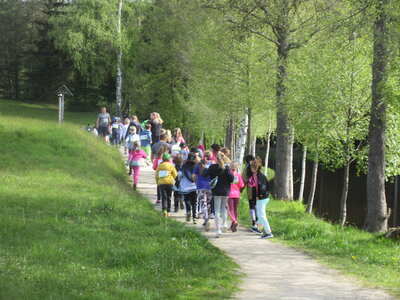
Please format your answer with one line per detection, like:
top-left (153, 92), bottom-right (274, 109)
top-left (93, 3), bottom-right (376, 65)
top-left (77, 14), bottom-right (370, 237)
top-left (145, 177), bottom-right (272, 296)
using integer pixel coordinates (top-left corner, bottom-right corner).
top-left (98, 113), bottom-right (110, 127)
top-left (193, 163), bottom-right (211, 190)
top-left (180, 149), bottom-right (189, 161)
top-left (151, 141), bottom-right (171, 155)
top-left (126, 134), bottom-right (141, 149)
top-left (140, 130), bottom-right (152, 147)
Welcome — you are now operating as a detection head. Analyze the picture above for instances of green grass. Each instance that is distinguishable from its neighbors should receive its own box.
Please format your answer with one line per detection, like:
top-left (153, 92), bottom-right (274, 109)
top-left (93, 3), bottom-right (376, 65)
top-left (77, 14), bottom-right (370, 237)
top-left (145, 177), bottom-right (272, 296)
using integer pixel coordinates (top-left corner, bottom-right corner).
top-left (238, 181), bottom-right (400, 297)
top-left (0, 99), bottom-right (240, 299)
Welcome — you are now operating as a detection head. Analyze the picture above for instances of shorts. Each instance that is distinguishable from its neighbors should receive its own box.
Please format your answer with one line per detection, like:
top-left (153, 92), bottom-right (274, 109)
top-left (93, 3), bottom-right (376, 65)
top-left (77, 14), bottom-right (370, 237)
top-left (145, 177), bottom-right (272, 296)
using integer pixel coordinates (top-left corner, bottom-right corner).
top-left (98, 126), bottom-right (109, 137)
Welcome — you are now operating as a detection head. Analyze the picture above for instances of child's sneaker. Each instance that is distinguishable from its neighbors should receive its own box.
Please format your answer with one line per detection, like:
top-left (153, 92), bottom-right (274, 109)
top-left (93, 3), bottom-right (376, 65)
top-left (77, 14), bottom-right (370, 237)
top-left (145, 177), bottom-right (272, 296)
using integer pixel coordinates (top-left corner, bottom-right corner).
top-left (232, 222), bottom-right (238, 232)
top-left (186, 214), bottom-right (191, 222)
top-left (162, 210), bottom-right (168, 218)
top-left (250, 226), bottom-right (262, 235)
top-left (209, 213), bottom-right (214, 219)
top-left (193, 218), bottom-right (197, 225)
top-left (156, 199), bottom-right (161, 205)
top-left (215, 230), bottom-right (222, 238)
top-left (261, 232), bottom-right (274, 239)
top-left (222, 226), bottom-right (228, 233)
top-left (174, 207), bottom-right (179, 213)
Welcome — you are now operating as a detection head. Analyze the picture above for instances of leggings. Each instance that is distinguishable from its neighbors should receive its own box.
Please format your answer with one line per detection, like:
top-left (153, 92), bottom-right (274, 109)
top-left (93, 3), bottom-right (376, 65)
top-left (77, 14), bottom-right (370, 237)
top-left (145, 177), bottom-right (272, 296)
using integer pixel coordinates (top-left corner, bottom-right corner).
top-left (213, 196), bottom-right (228, 232)
top-left (197, 189), bottom-right (212, 222)
top-left (249, 198), bottom-right (257, 226)
top-left (132, 166), bottom-right (140, 184)
top-left (183, 191), bottom-right (197, 217)
top-left (228, 198), bottom-right (240, 223)
top-left (256, 198), bottom-right (271, 232)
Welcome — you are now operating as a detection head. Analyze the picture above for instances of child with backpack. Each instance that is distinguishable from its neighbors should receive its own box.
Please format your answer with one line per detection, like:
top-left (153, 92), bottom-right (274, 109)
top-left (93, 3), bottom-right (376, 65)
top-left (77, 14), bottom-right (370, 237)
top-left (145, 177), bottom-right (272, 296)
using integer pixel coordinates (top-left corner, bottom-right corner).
top-left (178, 153), bottom-right (198, 224)
top-left (227, 161), bottom-right (245, 232)
top-left (249, 157), bottom-right (273, 239)
top-left (140, 123), bottom-right (152, 164)
top-left (153, 145), bottom-right (170, 205)
top-left (111, 117), bottom-right (121, 147)
top-left (155, 153), bottom-right (177, 217)
top-left (193, 155), bottom-right (212, 231)
top-left (127, 141), bottom-right (147, 190)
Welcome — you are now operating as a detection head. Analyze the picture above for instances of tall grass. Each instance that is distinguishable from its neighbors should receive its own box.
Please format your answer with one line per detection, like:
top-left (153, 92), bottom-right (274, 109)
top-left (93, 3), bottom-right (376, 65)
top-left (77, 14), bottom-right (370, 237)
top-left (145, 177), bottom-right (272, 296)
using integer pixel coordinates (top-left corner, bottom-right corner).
top-left (0, 99), bottom-right (240, 299)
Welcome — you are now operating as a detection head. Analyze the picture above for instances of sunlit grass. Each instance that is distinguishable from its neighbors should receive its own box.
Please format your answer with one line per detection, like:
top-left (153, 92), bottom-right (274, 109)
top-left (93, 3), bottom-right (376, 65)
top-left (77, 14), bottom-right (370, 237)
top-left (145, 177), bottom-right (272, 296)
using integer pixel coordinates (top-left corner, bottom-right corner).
top-left (0, 99), bottom-right (240, 299)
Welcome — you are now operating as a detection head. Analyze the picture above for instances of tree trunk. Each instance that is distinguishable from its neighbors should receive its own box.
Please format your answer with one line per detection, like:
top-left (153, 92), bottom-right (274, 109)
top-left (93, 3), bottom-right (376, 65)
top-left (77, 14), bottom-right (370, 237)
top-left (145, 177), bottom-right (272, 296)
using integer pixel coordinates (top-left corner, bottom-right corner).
top-left (339, 161), bottom-right (350, 226)
top-left (264, 129), bottom-right (271, 177)
top-left (274, 38), bottom-right (292, 200)
top-left (250, 135), bottom-right (256, 157)
top-left (246, 108), bottom-right (252, 155)
top-left (224, 118), bottom-right (234, 150)
top-left (298, 145), bottom-right (307, 201)
top-left (236, 109), bottom-right (249, 173)
top-left (288, 129), bottom-right (294, 200)
top-left (365, 0), bottom-right (389, 233)
top-left (199, 131), bottom-right (204, 146)
top-left (306, 152), bottom-right (318, 214)
top-left (115, 0), bottom-right (123, 118)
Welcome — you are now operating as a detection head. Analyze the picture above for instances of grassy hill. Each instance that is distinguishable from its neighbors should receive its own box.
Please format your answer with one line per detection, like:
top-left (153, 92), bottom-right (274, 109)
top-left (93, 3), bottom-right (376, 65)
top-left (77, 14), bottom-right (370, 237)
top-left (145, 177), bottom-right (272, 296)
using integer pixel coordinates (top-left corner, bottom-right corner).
top-left (0, 99), bottom-right (239, 299)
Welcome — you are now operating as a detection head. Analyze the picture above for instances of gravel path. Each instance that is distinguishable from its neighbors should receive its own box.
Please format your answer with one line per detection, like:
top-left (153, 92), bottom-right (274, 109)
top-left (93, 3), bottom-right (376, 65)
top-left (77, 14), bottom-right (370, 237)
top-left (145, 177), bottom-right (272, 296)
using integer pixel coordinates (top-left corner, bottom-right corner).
top-left (121, 148), bottom-right (397, 300)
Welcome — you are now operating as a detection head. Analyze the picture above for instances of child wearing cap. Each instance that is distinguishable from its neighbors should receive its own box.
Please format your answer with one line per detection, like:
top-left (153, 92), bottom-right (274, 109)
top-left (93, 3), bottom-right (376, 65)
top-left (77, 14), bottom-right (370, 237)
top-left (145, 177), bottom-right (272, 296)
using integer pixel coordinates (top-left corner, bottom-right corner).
top-left (155, 153), bottom-right (177, 217)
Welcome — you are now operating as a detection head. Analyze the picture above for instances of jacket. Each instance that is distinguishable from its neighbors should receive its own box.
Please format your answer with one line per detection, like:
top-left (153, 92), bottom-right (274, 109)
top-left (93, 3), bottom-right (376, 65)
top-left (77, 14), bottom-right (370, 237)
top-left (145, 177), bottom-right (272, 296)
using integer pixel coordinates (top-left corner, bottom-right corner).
top-left (155, 162), bottom-right (177, 185)
top-left (178, 165), bottom-right (197, 194)
top-left (250, 171), bottom-right (270, 200)
top-left (203, 164), bottom-right (234, 196)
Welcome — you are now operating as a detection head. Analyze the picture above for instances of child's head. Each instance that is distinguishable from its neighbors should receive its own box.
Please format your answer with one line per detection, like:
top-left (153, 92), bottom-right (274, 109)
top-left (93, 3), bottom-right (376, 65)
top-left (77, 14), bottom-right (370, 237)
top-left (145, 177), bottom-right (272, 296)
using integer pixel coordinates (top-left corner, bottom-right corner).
top-left (165, 130), bottom-right (172, 142)
top-left (114, 117), bottom-right (119, 123)
top-left (211, 144), bottom-right (221, 152)
top-left (204, 150), bottom-right (212, 159)
top-left (133, 115), bottom-right (138, 121)
top-left (129, 126), bottom-right (136, 134)
top-left (133, 141), bottom-right (140, 150)
top-left (221, 147), bottom-right (230, 158)
top-left (216, 152), bottom-right (230, 169)
top-left (180, 142), bottom-right (187, 149)
top-left (229, 161), bottom-right (238, 172)
top-left (173, 154), bottom-right (183, 166)
top-left (245, 154), bottom-right (255, 164)
top-left (145, 123), bottom-right (151, 130)
top-left (250, 157), bottom-right (263, 173)
top-left (174, 128), bottom-right (182, 137)
top-left (159, 133), bottom-right (167, 141)
top-left (160, 128), bottom-right (166, 135)
top-left (124, 118), bottom-right (130, 124)
top-left (162, 152), bottom-right (171, 162)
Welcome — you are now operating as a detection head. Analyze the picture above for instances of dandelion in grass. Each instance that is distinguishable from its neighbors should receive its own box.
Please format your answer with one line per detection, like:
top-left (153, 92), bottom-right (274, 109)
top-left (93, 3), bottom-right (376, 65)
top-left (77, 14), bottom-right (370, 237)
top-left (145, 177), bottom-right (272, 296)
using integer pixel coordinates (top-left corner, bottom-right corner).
top-left (351, 256), bottom-right (358, 260)
top-left (392, 257), bottom-right (397, 261)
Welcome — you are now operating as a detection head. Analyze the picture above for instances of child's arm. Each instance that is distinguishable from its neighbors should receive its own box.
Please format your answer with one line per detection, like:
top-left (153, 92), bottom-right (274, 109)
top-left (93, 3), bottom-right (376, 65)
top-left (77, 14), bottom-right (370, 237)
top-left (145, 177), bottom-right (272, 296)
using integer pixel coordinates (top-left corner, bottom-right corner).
top-left (142, 150), bottom-right (147, 159)
top-left (152, 159), bottom-right (158, 171)
top-left (238, 174), bottom-right (245, 189)
top-left (155, 168), bottom-right (159, 183)
top-left (171, 166), bottom-right (178, 179)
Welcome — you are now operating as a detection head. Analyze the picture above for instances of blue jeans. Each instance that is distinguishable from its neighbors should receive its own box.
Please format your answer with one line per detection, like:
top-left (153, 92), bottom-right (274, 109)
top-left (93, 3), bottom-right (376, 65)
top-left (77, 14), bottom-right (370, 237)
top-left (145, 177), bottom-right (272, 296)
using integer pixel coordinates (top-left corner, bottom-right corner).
top-left (256, 198), bottom-right (271, 232)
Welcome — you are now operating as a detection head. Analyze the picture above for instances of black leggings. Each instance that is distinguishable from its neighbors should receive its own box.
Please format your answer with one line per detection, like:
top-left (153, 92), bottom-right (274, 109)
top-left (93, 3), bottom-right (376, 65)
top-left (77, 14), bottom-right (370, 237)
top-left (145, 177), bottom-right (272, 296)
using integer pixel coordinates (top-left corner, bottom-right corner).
top-left (183, 191), bottom-right (197, 217)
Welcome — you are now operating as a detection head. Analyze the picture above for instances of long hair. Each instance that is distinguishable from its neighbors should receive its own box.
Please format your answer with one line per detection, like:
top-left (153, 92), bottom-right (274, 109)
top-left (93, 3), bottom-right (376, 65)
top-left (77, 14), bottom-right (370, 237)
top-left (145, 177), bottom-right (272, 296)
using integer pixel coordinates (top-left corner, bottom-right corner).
top-left (216, 152), bottom-right (230, 169)
top-left (133, 141), bottom-right (140, 152)
top-left (251, 156), bottom-right (263, 173)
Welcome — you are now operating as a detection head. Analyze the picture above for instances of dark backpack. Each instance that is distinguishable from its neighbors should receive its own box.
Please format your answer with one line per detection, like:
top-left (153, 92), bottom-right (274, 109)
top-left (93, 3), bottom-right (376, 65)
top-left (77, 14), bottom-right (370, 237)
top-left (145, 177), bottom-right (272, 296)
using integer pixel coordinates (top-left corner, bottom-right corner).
top-left (257, 171), bottom-right (270, 199)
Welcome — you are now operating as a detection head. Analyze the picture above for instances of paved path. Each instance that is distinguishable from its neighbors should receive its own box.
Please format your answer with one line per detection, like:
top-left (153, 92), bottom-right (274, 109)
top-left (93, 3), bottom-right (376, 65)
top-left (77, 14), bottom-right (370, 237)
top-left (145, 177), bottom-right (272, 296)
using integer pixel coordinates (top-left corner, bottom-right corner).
top-left (120, 148), bottom-right (396, 300)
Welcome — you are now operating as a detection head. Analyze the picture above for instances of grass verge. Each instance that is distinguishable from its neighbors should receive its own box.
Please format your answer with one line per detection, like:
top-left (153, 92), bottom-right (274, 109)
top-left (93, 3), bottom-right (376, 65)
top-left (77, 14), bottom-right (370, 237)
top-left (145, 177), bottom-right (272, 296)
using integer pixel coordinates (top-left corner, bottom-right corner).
top-left (238, 183), bottom-right (400, 297)
top-left (0, 99), bottom-right (240, 299)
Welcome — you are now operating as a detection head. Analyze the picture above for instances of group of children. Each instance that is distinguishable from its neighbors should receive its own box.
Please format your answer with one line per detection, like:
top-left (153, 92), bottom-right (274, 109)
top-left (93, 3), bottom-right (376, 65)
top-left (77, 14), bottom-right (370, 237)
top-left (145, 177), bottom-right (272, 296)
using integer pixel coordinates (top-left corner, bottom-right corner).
top-left (109, 113), bottom-right (273, 239)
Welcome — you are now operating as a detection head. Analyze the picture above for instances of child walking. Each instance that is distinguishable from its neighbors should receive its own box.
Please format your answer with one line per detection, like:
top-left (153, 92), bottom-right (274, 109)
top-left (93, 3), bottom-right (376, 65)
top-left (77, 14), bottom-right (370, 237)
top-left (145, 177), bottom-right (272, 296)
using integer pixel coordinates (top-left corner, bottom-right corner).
top-left (172, 155), bottom-right (185, 212)
top-left (127, 141), bottom-right (147, 190)
top-left (249, 157), bottom-right (273, 239)
top-left (153, 145), bottom-right (170, 204)
top-left (193, 157), bottom-right (212, 231)
top-left (155, 153), bottom-right (177, 217)
top-left (178, 153), bottom-right (198, 224)
top-left (126, 126), bottom-right (141, 175)
top-left (227, 161), bottom-right (245, 232)
top-left (140, 123), bottom-right (152, 164)
top-left (121, 118), bottom-right (130, 154)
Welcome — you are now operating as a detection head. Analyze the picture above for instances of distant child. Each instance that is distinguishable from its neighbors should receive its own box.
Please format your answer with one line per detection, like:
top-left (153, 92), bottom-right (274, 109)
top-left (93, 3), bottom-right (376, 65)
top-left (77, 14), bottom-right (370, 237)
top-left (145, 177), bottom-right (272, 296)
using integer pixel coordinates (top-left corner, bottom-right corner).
top-left (125, 127), bottom-right (141, 175)
top-left (193, 156), bottom-right (212, 231)
top-left (155, 153), bottom-right (177, 217)
top-left (153, 145), bottom-right (170, 204)
top-left (178, 153), bottom-right (198, 224)
top-left (172, 128), bottom-right (185, 144)
top-left (128, 141), bottom-right (147, 190)
top-left (111, 117), bottom-right (121, 147)
top-left (140, 123), bottom-right (152, 163)
top-left (179, 142), bottom-right (189, 161)
top-left (121, 118), bottom-right (130, 154)
top-left (172, 155), bottom-right (185, 212)
top-left (227, 161), bottom-right (245, 232)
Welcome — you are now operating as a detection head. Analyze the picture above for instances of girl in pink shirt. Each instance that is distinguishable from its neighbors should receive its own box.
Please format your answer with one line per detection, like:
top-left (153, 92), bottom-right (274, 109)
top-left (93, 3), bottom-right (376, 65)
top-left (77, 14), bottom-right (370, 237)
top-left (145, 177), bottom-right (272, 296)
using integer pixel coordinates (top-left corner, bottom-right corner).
top-left (128, 142), bottom-right (147, 190)
top-left (228, 161), bottom-right (245, 232)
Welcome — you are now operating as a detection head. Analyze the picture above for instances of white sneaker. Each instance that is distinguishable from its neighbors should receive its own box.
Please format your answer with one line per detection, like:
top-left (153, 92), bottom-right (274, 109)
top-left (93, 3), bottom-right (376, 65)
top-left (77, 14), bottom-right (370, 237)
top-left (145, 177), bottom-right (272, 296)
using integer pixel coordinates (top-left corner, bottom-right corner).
top-left (222, 226), bottom-right (228, 233)
top-left (215, 230), bottom-right (222, 238)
